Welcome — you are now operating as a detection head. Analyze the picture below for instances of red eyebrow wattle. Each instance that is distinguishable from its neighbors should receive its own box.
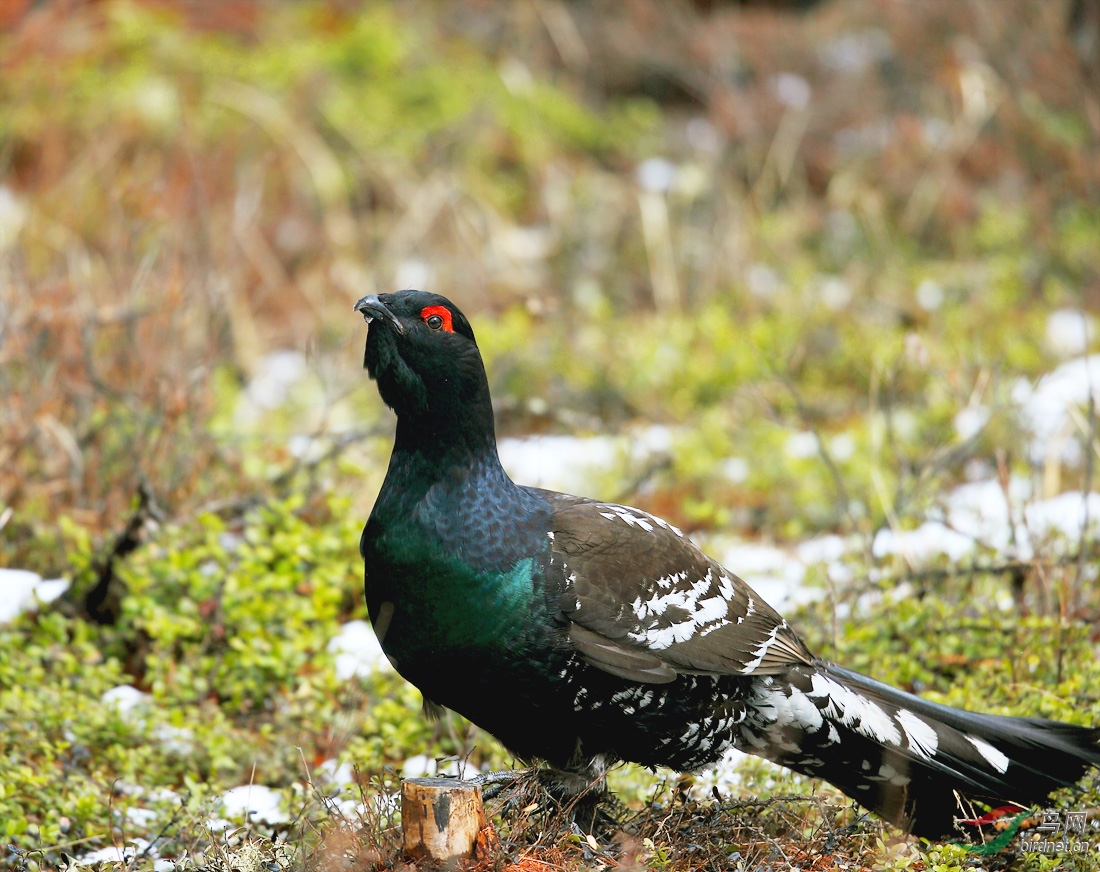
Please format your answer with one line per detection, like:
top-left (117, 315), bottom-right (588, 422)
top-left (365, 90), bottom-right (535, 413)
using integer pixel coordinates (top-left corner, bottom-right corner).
top-left (420, 305), bottom-right (453, 333)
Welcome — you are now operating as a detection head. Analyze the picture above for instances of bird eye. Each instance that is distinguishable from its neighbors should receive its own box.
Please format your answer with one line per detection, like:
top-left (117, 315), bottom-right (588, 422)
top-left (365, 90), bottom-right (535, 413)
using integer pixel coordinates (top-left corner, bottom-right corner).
top-left (419, 305), bottom-right (454, 332)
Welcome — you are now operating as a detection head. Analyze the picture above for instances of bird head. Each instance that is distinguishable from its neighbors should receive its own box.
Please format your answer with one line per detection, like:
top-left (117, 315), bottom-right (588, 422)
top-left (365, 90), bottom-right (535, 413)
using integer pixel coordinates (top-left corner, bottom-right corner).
top-left (355, 290), bottom-right (485, 421)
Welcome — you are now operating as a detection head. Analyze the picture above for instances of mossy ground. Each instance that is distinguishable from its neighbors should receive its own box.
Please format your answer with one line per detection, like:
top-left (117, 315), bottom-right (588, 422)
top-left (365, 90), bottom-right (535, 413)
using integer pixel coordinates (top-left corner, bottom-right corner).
top-left (2, 2), bottom-right (1099, 870)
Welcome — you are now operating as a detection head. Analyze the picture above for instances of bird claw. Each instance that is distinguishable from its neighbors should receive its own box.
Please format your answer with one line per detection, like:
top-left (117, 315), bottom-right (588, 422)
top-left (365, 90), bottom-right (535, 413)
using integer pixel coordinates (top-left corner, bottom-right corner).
top-left (468, 768), bottom-right (530, 799)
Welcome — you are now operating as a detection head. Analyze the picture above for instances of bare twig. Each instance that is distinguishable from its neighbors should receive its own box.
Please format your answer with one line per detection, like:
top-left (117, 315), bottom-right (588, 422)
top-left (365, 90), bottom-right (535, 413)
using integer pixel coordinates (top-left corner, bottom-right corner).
top-left (1075, 372), bottom-right (1097, 605)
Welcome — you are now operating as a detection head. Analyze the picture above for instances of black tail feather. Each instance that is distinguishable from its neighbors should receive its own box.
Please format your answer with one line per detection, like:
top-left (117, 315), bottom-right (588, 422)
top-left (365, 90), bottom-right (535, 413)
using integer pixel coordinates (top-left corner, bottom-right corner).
top-left (750, 662), bottom-right (1100, 838)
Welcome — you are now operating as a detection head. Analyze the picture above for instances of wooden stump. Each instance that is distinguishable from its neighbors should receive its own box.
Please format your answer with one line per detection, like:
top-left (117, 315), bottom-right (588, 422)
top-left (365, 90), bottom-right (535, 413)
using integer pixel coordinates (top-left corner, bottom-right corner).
top-left (401, 777), bottom-right (486, 863)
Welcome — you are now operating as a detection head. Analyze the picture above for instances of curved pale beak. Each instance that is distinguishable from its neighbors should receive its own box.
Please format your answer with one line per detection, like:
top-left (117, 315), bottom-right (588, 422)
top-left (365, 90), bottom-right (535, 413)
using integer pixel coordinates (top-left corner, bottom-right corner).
top-left (354, 295), bottom-right (405, 334)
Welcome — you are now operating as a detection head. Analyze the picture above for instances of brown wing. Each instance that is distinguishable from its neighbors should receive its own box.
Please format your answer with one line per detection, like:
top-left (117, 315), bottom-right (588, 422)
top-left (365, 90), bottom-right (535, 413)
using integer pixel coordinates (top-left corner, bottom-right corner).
top-left (545, 494), bottom-right (814, 684)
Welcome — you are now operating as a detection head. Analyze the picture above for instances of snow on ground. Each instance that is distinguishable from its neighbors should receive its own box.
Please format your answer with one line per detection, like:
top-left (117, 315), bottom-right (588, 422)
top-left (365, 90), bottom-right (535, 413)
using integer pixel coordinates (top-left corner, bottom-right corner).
top-left (328, 619), bottom-right (392, 680)
top-left (1013, 353), bottom-right (1100, 465)
top-left (702, 537), bottom-right (819, 613)
top-left (317, 757), bottom-right (356, 788)
top-left (498, 425), bottom-right (673, 494)
top-left (0, 568), bottom-right (69, 624)
top-left (313, 758), bottom-right (399, 819)
top-left (1045, 308), bottom-right (1094, 358)
top-left (241, 349), bottom-right (307, 413)
top-left (101, 684), bottom-right (153, 715)
top-left (874, 480), bottom-right (1099, 565)
top-left (71, 841), bottom-right (153, 866)
top-left (688, 747), bottom-right (752, 793)
top-left (401, 754), bottom-right (480, 780)
top-left (687, 532), bottom-right (860, 614)
top-left (220, 784), bottom-right (289, 824)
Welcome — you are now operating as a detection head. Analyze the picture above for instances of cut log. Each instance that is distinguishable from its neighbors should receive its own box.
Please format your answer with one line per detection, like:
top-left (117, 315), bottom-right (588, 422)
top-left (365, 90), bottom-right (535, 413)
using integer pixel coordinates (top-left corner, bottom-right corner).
top-left (401, 777), bottom-right (486, 862)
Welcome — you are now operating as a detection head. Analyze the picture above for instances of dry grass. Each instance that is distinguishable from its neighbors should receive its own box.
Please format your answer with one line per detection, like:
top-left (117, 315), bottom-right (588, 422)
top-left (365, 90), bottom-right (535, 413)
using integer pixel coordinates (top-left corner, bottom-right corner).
top-left (3, 0), bottom-right (1098, 561)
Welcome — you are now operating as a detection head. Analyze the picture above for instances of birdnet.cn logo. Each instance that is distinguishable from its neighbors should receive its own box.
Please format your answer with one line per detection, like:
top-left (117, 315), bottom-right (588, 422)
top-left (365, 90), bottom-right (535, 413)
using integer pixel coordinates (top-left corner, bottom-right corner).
top-left (1017, 809), bottom-right (1099, 855)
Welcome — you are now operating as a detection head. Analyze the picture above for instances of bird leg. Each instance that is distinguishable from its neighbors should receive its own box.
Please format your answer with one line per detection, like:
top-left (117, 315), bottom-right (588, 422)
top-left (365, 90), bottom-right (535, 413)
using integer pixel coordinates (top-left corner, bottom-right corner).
top-left (467, 768), bottom-right (531, 799)
top-left (471, 765), bottom-right (617, 834)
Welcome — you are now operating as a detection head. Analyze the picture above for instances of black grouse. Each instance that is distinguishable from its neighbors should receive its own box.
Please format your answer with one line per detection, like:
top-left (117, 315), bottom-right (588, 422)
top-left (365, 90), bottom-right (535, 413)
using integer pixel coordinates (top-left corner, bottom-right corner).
top-left (355, 289), bottom-right (1100, 839)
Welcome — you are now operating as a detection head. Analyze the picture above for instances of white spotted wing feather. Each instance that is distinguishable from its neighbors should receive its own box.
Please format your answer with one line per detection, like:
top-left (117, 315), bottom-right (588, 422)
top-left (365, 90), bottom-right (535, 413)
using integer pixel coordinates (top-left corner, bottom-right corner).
top-left (547, 497), bottom-right (814, 681)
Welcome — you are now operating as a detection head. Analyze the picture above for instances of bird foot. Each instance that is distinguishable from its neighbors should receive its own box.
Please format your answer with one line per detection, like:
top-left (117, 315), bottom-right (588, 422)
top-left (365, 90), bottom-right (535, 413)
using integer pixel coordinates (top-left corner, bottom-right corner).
top-left (467, 768), bottom-right (531, 799)
top-left (471, 767), bottom-right (618, 834)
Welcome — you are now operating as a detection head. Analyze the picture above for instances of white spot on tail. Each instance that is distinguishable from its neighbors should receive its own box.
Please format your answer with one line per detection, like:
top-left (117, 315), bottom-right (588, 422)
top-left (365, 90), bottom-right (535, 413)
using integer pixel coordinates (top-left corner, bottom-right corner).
top-left (966, 735), bottom-right (1010, 773)
top-left (751, 684), bottom-right (825, 745)
top-left (896, 709), bottom-right (938, 760)
top-left (876, 762), bottom-right (910, 786)
top-left (808, 673), bottom-right (902, 746)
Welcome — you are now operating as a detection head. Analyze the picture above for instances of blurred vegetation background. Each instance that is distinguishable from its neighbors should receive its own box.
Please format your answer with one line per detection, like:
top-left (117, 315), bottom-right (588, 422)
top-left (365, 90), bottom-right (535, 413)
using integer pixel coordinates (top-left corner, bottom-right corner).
top-left (1, 1), bottom-right (1099, 869)
top-left (2, 0), bottom-right (1097, 550)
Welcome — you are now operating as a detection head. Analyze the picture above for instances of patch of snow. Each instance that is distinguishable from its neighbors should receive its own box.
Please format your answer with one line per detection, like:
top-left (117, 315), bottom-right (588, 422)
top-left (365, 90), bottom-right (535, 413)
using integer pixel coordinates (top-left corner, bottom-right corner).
top-left (328, 619), bottom-right (391, 680)
top-left (818, 275), bottom-right (852, 310)
top-left (125, 807), bottom-right (158, 827)
top-left (0, 569), bottom-right (42, 623)
top-left (218, 531), bottom-right (243, 553)
top-left (872, 521), bottom-right (976, 564)
top-left (440, 759), bottom-right (483, 779)
top-left (1024, 491), bottom-right (1100, 542)
top-left (720, 457), bottom-right (750, 484)
top-left (637, 158), bottom-right (677, 193)
top-left (873, 478), bottom-right (1096, 565)
top-left (400, 755), bottom-right (479, 780)
top-left (795, 534), bottom-right (850, 567)
top-left (940, 477), bottom-right (1030, 552)
top-left (773, 73), bottom-right (811, 110)
top-left (115, 782), bottom-right (180, 804)
top-left (102, 685), bottom-right (152, 716)
top-left (0, 185), bottom-right (28, 250)
top-left (0, 568), bottom-right (70, 624)
top-left (317, 758), bottom-right (356, 787)
top-left (401, 754), bottom-right (436, 778)
top-left (220, 785), bottom-right (288, 824)
top-left (829, 433), bottom-right (856, 462)
top-left (798, 534), bottom-right (858, 585)
top-left (692, 534), bottom-right (860, 614)
top-left (154, 723), bottom-right (195, 756)
top-left (1045, 309), bottom-right (1094, 358)
top-left (498, 426), bottom-right (672, 494)
top-left (784, 431), bottom-right (819, 460)
top-left (73, 841), bottom-right (151, 866)
top-left (747, 263), bottom-right (780, 298)
top-left (243, 350), bottom-right (306, 411)
top-left (954, 406), bottom-right (989, 441)
top-left (713, 539), bottom-right (816, 612)
top-left (35, 577), bottom-right (70, 604)
top-left (916, 280), bottom-right (944, 311)
top-left (1015, 354), bottom-right (1100, 464)
top-left (837, 580), bottom-right (917, 620)
top-left (288, 434), bottom-right (325, 461)
top-left (499, 57), bottom-right (534, 95)
top-left (691, 747), bottom-right (751, 794)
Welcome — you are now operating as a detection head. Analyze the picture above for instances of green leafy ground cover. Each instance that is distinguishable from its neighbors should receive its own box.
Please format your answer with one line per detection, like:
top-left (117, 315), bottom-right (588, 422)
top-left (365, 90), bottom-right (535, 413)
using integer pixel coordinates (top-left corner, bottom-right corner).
top-left (1, 1), bottom-right (1099, 869)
